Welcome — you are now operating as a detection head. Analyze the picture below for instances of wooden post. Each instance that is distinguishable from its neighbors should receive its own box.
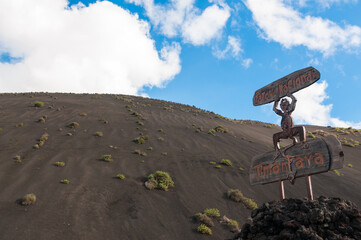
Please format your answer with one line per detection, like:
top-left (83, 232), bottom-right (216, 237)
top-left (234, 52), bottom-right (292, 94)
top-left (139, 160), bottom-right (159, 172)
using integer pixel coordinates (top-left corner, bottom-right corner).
top-left (305, 175), bottom-right (313, 200)
top-left (279, 180), bottom-right (285, 200)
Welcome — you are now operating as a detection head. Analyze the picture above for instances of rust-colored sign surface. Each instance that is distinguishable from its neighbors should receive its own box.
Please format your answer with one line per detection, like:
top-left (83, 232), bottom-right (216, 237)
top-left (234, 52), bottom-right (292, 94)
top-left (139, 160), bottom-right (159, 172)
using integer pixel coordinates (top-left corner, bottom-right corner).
top-left (253, 66), bottom-right (321, 106)
top-left (250, 135), bottom-right (343, 185)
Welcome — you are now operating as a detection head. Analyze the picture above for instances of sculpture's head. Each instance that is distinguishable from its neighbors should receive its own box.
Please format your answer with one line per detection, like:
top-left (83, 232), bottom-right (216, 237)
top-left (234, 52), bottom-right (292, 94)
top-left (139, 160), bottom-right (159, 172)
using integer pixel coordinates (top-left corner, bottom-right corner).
top-left (280, 98), bottom-right (290, 112)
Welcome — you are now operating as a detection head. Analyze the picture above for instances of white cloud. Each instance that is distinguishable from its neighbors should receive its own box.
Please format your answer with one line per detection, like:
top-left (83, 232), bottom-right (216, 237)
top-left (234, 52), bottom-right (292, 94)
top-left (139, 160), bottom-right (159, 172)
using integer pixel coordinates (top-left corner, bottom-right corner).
top-left (182, 5), bottom-right (230, 45)
top-left (308, 58), bottom-right (321, 66)
top-left (242, 58), bottom-right (253, 68)
top-left (244, 0), bottom-right (361, 55)
top-left (228, 36), bottom-right (242, 56)
top-left (212, 36), bottom-right (242, 59)
top-left (126, 0), bottom-right (230, 46)
top-left (292, 80), bottom-right (361, 128)
top-left (315, 0), bottom-right (358, 8)
top-left (296, 0), bottom-right (358, 8)
top-left (212, 35), bottom-right (252, 68)
top-left (0, 0), bottom-right (181, 94)
top-left (126, 0), bottom-right (195, 38)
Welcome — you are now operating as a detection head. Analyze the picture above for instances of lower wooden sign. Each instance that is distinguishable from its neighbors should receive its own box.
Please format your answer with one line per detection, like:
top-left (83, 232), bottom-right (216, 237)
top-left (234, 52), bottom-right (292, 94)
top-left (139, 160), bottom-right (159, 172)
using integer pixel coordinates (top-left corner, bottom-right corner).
top-left (250, 135), bottom-right (344, 186)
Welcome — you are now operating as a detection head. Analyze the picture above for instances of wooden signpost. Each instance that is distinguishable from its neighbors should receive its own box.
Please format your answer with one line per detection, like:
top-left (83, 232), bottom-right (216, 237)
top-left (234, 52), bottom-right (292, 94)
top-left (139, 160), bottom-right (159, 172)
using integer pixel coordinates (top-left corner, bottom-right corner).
top-left (251, 66), bottom-right (343, 200)
top-left (253, 67), bottom-right (320, 106)
top-left (250, 135), bottom-right (344, 185)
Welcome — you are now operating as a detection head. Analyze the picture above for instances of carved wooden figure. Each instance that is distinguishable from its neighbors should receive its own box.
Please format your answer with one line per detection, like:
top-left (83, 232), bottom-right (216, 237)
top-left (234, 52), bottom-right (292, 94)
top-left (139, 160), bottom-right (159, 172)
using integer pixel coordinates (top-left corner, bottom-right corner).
top-left (251, 67), bottom-right (343, 200)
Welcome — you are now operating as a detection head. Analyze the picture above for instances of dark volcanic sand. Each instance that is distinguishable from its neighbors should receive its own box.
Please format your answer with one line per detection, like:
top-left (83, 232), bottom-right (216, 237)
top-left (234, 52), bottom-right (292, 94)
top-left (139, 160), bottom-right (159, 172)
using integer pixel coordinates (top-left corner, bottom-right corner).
top-left (0, 93), bottom-right (360, 240)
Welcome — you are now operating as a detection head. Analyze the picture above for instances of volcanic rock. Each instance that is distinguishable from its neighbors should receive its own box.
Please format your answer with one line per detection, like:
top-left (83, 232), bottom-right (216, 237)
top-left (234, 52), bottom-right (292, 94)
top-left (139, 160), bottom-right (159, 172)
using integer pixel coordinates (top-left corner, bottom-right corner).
top-left (235, 196), bottom-right (361, 240)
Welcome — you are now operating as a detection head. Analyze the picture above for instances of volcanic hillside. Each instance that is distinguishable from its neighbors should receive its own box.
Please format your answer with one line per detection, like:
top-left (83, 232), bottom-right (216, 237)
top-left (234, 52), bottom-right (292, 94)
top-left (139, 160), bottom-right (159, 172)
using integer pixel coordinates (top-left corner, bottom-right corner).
top-left (0, 93), bottom-right (360, 240)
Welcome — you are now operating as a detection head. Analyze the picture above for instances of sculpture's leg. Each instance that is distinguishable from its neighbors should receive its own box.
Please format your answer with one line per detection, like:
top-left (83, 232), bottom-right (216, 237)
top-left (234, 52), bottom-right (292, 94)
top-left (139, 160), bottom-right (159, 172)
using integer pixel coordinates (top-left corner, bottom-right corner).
top-left (273, 132), bottom-right (288, 161)
top-left (292, 126), bottom-right (308, 148)
top-left (272, 132), bottom-right (282, 161)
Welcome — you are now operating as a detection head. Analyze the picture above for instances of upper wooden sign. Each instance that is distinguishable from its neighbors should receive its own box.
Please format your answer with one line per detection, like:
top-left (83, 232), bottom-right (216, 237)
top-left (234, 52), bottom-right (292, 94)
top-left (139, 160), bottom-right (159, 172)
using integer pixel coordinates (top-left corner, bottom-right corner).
top-left (249, 135), bottom-right (344, 185)
top-left (253, 66), bottom-right (321, 106)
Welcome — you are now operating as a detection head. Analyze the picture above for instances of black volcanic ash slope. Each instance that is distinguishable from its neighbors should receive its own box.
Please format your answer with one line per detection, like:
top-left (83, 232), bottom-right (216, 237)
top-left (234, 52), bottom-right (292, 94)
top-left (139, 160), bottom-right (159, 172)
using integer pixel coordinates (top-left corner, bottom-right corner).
top-left (0, 93), bottom-right (360, 240)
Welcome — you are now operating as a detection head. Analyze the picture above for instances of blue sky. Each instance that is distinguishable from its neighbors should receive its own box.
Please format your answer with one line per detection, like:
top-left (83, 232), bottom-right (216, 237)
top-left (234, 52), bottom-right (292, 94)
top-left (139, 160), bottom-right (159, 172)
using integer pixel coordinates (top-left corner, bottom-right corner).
top-left (0, 0), bottom-right (361, 127)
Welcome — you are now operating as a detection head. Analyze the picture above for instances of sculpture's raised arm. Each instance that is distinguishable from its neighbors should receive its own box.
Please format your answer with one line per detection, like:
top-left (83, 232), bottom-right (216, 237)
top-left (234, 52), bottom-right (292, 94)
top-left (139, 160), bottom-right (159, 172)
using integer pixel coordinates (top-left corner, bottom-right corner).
top-left (287, 93), bottom-right (297, 113)
top-left (273, 99), bottom-right (282, 116)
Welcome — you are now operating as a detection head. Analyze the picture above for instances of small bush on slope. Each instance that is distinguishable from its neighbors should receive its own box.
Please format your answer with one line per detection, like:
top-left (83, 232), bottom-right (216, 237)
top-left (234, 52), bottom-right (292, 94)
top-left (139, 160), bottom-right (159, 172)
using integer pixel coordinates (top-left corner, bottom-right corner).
top-left (145, 171), bottom-right (174, 191)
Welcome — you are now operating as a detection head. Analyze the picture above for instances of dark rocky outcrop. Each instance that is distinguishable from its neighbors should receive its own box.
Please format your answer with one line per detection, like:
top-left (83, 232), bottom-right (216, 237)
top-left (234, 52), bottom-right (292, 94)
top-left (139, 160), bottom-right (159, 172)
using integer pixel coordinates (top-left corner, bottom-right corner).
top-left (235, 196), bottom-right (361, 240)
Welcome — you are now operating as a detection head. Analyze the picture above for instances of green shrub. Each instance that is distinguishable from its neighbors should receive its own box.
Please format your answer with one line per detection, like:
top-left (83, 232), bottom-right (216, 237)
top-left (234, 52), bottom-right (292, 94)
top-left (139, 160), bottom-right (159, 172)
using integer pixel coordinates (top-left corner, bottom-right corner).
top-left (239, 167), bottom-right (244, 171)
top-left (220, 159), bottom-right (232, 166)
top-left (134, 149), bottom-right (147, 156)
top-left (99, 117), bottom-right (108, 124)
top-left (347, 163), bottom-right (353, 168)
top-left (79, 112), bottom-right (87, 117)
top-left (197, 224), bottom-right (212, 235)
top-left (116, 174), bottom-right (125, 180)
top-left (349, 139), bottom-right (360, 146)
top-left (208, 129), bottom-right (216, 135)
top-left (17, 122), bottom-right (24, 127)
top-left (132, 112), bottom-right (145, 119)
top-left (244, 198), bottom-right (258, 210)
top-left (147, 147), bottom-right (153, 151)
top-left (204, 208), bottom-right (220, 218)
top-left (38, 117), bottom-right (46, 123)
top-left (60, 179), bottom-right (70, 184)
top-left (33, 144), bottom-right (39, 149)
top-left (102, 154), bottom-right (113, 162)
top-left (14, 155), bottom-right (22, 163)
top-left (220, 216), bottom-right (240, 232)
top-left (215, 165), bottom-right (221, 169)
top-left (307, 132), bottom-right (316, 139)
top-left (54, 162), bottom-right (65, 167)
top-left (94, 131), bottom-right (103, 137)
top-left (194, 213), bottom-right (214, 227)
top-left (227, 189), bottom-right (258, 210)
top-left (215, 125), bottom-right (228, 133)
top-left (227, 189), bottom-right (243, 202)
top-left (67, 122), bottom-right (79, 129)
top-left (195, 126), bottom-right (203, 133)
top-left (133, 135), bottom-right (148, 144)
top-left (34, 101), bottom-right (44, 107)
top-left (342, 140), bottom-right (355, 147)
top-left (39, 133), bottom-right (49, 142)
top-left (38, 140), bottom-right (45, 147)
top-left (136, 121), bottom-right (144, 126)
top-left (157, 137), bottom-right (164, 141)
top-left (209, 161), bottom-right (216, 165)
top-left (228, 219), bottom-right (239, 232)
top-left (145, 171), bottom-right (174, 191)
top-left (22, 193), bottom-right (36, 206)
top-left (332, 169), bottom-right (341, 176)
